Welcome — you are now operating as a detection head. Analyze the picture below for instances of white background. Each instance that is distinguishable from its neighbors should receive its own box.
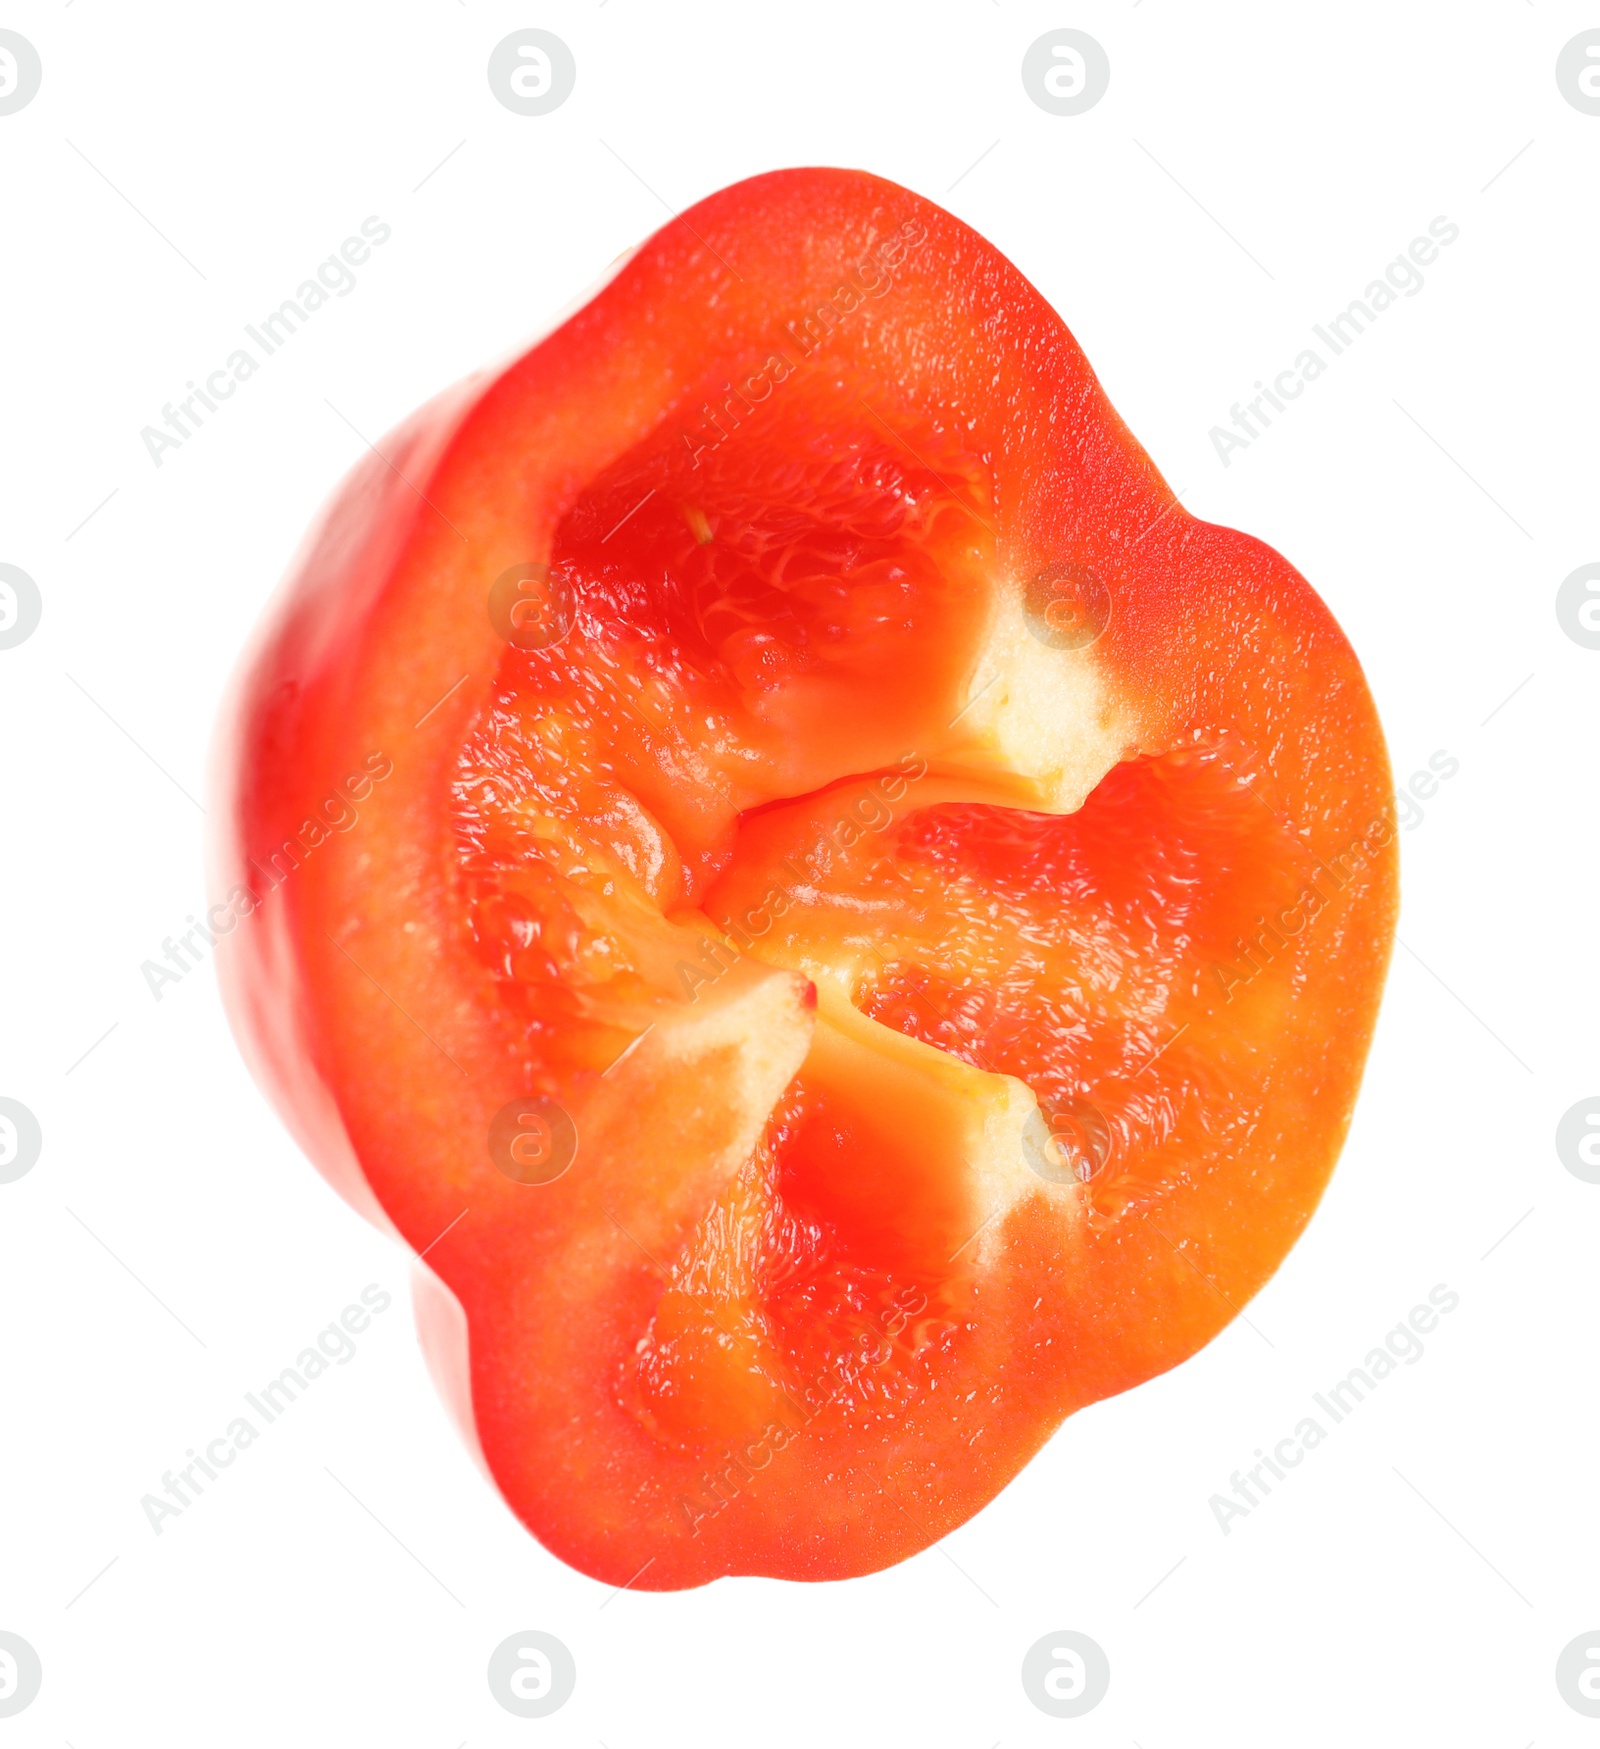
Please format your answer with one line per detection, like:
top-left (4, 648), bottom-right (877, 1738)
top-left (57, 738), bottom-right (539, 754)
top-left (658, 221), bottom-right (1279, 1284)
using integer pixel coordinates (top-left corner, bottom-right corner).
top-left (2, 3), bottom-right (1596, 1743)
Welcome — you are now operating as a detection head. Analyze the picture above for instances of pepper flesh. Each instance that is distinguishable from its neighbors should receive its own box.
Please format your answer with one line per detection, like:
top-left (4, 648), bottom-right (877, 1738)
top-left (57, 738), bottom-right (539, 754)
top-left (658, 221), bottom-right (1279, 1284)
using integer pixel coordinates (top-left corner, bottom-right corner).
top-left (212, 168), bottom-right (1396, 1588)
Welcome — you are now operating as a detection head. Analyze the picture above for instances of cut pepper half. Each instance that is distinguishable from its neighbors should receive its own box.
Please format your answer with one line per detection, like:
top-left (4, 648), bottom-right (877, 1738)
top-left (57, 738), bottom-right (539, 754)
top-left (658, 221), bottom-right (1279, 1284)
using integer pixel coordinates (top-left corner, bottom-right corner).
top-left (213, 168), bottom-right (1396, 1588)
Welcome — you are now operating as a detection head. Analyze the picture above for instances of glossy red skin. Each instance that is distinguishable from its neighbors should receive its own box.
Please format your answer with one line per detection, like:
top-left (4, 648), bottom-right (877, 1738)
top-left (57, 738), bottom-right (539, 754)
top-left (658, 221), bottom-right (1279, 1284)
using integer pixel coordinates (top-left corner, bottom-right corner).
top-left (211, 168), bottom-right (1396, 1588)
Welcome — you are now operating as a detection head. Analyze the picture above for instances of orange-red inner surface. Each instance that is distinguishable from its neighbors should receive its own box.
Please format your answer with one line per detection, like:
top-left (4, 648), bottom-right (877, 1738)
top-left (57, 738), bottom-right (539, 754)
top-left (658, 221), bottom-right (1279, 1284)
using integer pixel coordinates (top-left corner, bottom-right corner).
top-left (451, 378), bottom-right (1310, 1448)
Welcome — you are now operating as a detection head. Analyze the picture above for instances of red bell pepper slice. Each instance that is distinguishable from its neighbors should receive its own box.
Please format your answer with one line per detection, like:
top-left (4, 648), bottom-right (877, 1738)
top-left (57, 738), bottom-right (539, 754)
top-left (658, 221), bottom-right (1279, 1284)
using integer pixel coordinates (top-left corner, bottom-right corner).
top-left (213, 168), bottom-right (1396, 1588)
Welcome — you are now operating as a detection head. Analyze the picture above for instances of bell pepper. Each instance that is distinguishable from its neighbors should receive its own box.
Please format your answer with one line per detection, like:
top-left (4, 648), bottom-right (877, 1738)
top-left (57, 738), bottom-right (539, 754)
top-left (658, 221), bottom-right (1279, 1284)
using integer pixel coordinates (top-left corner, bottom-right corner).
top-left (212, 167), bottom-right (1396, 1589)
